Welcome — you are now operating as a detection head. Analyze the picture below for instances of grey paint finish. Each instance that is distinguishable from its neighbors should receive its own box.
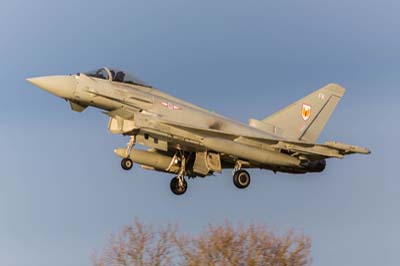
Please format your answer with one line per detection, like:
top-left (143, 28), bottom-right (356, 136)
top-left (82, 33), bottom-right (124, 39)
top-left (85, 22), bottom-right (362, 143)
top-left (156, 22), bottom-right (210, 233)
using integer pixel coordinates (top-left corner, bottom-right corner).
top-left (27, 67), bottom-right (370, 193)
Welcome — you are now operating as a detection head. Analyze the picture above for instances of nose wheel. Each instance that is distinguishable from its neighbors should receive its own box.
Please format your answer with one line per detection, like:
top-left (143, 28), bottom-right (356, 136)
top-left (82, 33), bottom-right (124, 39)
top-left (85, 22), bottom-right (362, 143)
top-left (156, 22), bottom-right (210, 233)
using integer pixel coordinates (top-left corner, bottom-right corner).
top-left (120, 136), bottom-right (136, 171)
top-left (233, 170), bottom-right (251, 189)
top-left (121, 158), bottom-right (133, 170)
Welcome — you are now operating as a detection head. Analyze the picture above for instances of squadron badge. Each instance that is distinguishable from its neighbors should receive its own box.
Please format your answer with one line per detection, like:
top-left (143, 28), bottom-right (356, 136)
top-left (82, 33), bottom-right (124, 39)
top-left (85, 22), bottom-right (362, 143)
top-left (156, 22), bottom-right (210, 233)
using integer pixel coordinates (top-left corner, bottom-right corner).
top-left (301, 104), bottom-right (311, 121)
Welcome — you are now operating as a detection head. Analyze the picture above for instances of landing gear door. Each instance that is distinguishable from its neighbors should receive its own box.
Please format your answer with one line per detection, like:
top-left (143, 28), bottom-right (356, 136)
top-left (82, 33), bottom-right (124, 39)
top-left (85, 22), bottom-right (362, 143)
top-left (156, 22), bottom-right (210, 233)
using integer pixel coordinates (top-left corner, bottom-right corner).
top-left (108, 117), bottom-right (137, 134)
top-left (193, 152), bottom-right (222, 176)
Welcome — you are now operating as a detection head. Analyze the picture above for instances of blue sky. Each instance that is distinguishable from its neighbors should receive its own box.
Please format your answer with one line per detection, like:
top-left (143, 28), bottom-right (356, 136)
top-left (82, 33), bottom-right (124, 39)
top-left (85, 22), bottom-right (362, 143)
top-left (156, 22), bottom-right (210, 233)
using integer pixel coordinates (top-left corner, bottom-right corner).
top-left (0, 0), bottom-right (398, 265)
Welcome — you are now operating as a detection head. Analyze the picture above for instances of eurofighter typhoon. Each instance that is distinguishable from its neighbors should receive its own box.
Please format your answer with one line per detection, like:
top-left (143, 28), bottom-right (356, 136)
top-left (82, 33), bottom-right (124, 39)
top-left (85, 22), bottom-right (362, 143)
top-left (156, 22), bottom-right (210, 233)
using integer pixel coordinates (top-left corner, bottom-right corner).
top-left (27, 67), bottom-right (370, 195)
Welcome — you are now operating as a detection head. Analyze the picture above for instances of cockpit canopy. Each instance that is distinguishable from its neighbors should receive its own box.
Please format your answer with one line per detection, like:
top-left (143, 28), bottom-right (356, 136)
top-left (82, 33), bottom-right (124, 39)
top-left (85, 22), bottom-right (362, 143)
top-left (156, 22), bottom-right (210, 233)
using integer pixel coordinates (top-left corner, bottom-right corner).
top-left (84, 67), bottom-right (151, 87)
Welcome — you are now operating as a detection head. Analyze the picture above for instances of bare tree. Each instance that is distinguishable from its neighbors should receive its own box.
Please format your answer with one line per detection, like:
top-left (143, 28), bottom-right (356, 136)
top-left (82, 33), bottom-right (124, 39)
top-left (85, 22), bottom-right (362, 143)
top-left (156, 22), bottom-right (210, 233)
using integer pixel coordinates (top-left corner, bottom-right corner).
top-left (92, 220), bottom-right (176, 266)
top-left (93, 220), bottom-right (311, 266)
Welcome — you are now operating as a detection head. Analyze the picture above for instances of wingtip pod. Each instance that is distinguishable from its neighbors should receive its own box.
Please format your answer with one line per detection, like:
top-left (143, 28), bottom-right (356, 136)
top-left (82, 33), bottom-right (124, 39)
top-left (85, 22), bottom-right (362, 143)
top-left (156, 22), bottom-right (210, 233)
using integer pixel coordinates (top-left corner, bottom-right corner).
top-left (324, 141), bottom-right (371, 155)
top-left (352, 146), bottom-right (371, 155)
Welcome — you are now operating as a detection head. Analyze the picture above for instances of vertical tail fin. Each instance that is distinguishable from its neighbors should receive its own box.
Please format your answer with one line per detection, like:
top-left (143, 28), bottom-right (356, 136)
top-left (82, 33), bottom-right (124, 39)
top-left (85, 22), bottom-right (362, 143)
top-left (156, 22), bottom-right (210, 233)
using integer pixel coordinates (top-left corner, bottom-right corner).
top-left (260, 83), bottom-right (345, 142)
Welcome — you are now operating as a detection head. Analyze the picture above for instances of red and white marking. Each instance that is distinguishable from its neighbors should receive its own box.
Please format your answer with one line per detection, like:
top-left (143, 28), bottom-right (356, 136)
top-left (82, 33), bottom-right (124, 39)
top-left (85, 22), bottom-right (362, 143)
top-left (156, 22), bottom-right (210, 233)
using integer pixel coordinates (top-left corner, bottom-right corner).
top-left (160, 101), bottom-right (182, 110)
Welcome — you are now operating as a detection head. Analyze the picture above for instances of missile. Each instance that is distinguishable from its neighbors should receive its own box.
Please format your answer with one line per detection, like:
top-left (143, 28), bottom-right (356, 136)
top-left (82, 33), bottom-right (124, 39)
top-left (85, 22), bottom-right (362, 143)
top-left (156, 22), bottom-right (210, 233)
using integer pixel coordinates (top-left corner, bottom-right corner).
top-left (114, 148), bottom-right (180, 173)
top-left (202, 138), bottom-right (300, 167)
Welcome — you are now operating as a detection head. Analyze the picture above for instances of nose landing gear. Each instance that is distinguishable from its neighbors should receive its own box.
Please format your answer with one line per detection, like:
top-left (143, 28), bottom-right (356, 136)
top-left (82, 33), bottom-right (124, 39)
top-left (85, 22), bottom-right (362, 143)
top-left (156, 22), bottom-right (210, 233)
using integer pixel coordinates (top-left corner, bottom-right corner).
top-left (121, 135), bottom-right (136, 171)
top-left (121, 158), bottom-right (133, 170)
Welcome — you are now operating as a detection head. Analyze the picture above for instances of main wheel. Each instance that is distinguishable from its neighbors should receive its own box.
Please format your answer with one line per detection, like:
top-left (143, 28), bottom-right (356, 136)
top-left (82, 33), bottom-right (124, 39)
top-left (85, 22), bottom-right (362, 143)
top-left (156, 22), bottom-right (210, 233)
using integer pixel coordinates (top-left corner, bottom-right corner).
top-left (170, 176), bottom-right (187, 195)
top-left (121, 158), bottom-right (133, 170)
top-left (233, 170), bottom-right (251, 189)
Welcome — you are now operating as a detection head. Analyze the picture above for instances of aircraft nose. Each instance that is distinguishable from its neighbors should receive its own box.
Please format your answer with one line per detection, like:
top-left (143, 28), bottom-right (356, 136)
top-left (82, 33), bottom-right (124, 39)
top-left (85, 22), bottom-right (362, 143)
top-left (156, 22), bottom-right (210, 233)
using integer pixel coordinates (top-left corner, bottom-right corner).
top-left (26, 75), bottom-right (76, 99)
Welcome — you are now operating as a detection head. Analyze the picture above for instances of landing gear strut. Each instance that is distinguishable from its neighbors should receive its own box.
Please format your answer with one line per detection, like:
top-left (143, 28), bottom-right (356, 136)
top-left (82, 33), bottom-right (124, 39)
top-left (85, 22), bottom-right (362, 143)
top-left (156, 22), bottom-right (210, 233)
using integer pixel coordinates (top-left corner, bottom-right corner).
top-left (121, 135), bottom-right (136, 171)
top-left (170, 152), bottom-right (188, 195)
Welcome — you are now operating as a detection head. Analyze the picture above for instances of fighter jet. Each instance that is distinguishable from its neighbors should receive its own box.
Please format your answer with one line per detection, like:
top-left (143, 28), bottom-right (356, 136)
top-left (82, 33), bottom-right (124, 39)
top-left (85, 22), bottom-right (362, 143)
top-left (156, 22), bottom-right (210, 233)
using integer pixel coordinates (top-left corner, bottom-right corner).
top-left (27, 67), bottom-right (370, 195)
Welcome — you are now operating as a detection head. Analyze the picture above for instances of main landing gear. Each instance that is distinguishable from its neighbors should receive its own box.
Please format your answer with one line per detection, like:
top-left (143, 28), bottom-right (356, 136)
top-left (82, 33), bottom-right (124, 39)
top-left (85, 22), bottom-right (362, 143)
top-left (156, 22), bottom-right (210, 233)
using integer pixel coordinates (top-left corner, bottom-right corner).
top-left (170, 176), bottom-right (187, 195)
top-left (170, 153), bottom-right (188, 196)
top-left (233, 170), bottom-right (251, 189)
top-left (232, 161), bottom-right (251, 189)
